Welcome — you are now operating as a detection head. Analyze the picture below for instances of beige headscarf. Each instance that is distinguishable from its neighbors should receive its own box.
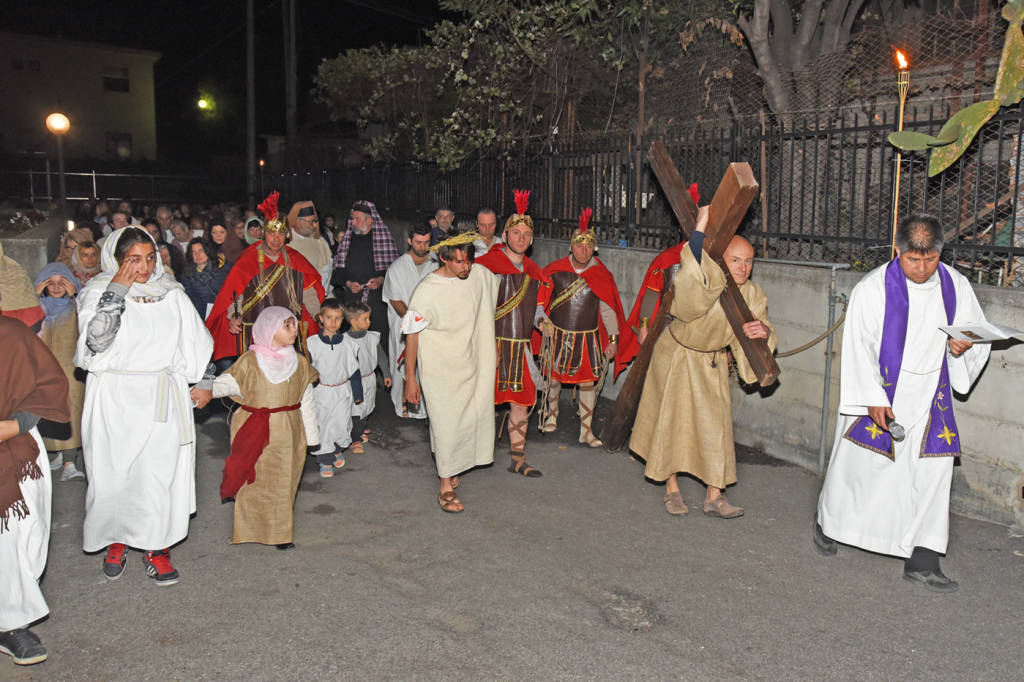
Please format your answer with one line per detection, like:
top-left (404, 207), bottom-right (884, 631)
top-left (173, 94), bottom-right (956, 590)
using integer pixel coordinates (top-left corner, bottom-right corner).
top-left (0, 241), bottom-right (42, 313)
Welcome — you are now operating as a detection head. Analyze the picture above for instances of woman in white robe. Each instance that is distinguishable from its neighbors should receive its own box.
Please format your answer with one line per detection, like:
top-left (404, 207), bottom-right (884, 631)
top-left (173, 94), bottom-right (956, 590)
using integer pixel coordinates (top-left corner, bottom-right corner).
top-left (75, 228), bottom-right (213, 585)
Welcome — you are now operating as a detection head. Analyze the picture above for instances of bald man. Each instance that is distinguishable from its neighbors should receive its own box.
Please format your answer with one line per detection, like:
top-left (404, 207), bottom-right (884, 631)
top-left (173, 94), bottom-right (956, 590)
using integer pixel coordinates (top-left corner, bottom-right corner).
top-left (629, 208), bottom-right (776, 518)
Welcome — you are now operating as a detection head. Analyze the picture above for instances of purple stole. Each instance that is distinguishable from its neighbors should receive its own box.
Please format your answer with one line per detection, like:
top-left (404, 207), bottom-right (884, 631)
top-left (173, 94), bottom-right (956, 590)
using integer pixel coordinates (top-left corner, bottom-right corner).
top-left (843, 259), bottom-right (961, 459)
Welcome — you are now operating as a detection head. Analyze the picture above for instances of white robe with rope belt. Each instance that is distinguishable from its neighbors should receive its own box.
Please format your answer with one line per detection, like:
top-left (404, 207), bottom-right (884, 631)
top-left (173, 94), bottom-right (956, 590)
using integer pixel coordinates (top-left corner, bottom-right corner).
top-left (817, 264), bottom-right (989, 558)
top-left (402, 265), bottom-right (497, 478)
top-left (75, 286), bottom-right (213, 552)
top-left (382, 253), bottom-right (435, 418)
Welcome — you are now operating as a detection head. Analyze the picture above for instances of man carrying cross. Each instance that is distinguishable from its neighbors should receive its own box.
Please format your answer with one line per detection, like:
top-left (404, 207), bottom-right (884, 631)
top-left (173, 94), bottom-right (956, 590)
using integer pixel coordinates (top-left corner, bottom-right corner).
top-left (630, 206), bottom-right (776, 518)
top-left (814, 215), bottom-right (990, 592)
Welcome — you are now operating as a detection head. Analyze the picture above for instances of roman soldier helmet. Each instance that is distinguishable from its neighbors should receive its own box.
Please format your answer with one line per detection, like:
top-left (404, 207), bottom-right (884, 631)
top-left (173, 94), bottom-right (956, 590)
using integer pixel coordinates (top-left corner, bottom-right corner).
top-left (503, 189), bottom-right (533, 232)
top-left (258, 191), bottom-right (288, 234)
top-left (570, 206), bottom-right (596, 246)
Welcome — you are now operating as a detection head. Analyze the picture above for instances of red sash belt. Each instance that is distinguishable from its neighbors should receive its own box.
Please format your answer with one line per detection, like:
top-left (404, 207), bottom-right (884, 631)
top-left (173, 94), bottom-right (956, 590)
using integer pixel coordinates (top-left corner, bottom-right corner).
top-left (220, 403), bottom-right (301, 502)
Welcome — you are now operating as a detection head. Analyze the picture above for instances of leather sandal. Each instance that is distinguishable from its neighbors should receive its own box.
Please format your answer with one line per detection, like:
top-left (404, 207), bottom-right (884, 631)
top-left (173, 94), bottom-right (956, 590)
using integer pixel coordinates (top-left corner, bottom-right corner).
top-left (703, 495), bottom-right (744, 519)
top-left (437, 490), bottom-right (464, 513)
top-left (508, 451), bottom-right (542, 478)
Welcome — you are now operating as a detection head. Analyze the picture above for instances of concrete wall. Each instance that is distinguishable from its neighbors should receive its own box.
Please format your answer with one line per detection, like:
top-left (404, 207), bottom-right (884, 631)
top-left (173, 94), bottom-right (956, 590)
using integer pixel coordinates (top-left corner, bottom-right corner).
top-left (0, 216), bottom-right (64, 282)
top-left (530, 237), bottom-right (1024, 534)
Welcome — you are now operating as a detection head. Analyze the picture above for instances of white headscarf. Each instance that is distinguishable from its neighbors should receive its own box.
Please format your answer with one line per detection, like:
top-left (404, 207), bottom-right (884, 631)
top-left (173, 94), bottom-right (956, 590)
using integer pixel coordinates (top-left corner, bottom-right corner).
top-left (250, 306), bottom-right (298, 384)
top-left (85, 227), bottom-right (182, 300)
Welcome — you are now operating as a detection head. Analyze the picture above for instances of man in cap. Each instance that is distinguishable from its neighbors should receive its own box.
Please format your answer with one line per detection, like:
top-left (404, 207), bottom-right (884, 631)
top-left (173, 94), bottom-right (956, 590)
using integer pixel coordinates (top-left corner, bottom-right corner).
top-left (287, 200), bottom-right (333, 293)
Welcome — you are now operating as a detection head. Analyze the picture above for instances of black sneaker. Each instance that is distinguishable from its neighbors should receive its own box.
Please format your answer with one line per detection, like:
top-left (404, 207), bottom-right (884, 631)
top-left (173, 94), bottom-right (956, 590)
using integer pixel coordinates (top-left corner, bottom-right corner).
top-left (903, 568), bottom-right (960, 593)
top-left (142, 549), bottom-right (180, 586)
top-left (103, 543), bottom-right (128, 580)
top-left (0, 628), bottom-right (47, 665)
top-left (812, 520), bottom-right (838, 557)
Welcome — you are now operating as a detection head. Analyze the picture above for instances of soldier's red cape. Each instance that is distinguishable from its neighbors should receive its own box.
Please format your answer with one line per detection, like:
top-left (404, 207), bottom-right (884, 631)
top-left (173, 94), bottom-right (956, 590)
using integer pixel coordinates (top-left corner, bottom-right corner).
top-left (476, 244), bottom-right (550, 286)
top-left (205, 243), bottom-right (326, 360)
top-left (615, 241), bottom-right (687, 377)
top-left (539, 255), bottom-right (627, 366)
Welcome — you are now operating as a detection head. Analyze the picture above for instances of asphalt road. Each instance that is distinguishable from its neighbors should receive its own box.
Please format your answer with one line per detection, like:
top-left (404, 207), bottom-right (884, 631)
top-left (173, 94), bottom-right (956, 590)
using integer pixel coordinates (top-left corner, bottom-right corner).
top-left (4, 394), bottom-right (1022, 681)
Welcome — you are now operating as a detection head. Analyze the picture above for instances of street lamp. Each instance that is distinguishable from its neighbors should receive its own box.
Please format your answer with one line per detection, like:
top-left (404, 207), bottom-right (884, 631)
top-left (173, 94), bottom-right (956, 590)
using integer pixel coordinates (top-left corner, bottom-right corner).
top-left (45, 112), bottom-right (70, 222)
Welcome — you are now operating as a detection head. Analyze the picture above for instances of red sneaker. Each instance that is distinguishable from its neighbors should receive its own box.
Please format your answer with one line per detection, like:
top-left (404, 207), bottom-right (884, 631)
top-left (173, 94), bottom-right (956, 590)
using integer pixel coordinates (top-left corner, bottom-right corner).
top-left (103, 543), bottom-right (127, 580)
top-left (142, 549), bottom-right (180, 586)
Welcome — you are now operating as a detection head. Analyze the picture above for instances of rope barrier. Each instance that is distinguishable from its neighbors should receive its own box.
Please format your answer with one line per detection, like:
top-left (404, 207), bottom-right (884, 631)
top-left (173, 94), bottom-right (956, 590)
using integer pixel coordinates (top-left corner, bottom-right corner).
top-left (775, 296), bottom-right (849, 358)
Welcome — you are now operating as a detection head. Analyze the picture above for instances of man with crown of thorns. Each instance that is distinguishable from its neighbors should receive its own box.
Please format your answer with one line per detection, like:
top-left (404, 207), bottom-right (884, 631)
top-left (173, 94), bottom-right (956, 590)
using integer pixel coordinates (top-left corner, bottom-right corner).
top-left (539, 208), bottom-right (626, 448)
top-left (476, 190), bottom-right (553, 477)
top-left (206, 192), bottom-right (325, 362)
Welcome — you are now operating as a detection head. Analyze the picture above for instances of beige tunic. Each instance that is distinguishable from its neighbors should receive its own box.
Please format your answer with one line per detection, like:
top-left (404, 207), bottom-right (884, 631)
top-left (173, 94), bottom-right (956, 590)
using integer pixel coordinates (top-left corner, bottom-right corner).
top-left (404, 265), bottom-right (498, 478)
top-left (40, 309), bottom-right (84, 451)
top-left (224, 352), bottom-right (318, 545)
top-left (630, 246), bottom-right (776, 488)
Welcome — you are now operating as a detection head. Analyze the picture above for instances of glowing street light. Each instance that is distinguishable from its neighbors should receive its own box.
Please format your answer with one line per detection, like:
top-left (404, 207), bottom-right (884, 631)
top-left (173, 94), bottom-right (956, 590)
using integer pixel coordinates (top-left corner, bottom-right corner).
top-left (45, 112), bottom-right (71, 222)
top-left (197, 98), bottom-right (210, 110)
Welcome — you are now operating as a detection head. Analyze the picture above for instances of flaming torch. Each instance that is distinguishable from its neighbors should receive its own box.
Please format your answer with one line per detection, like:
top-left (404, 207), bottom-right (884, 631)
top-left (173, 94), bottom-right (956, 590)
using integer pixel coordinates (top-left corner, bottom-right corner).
top-left (891, 49), bottom-right (910, 259)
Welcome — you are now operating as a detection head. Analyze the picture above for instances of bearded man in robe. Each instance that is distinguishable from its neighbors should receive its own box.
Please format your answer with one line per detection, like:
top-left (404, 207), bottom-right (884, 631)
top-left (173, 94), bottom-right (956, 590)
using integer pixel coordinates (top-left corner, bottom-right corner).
top-left (401, 231), bottom-right (497, 513)
top-left (382, 223), bottom-right (436, 419)
top-left (286, 200), bottom-right (333, 293)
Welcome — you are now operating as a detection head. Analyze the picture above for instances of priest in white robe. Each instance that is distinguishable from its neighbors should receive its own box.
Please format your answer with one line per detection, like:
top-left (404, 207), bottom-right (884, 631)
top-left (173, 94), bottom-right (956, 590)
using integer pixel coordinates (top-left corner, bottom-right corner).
top-left (401, 232), bottom-right (497, 513)
top-left (75, 227), bottom-right (214, 585)
top-left (815, 215), bottom-right (990, 593)
top-left (382, 224), bottom-right (436, 419)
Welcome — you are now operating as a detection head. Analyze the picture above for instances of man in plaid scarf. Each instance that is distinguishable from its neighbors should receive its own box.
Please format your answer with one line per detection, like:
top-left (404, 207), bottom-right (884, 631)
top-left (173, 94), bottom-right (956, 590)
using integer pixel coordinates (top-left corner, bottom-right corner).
top-left (331, 200), bottom-right (400, 343)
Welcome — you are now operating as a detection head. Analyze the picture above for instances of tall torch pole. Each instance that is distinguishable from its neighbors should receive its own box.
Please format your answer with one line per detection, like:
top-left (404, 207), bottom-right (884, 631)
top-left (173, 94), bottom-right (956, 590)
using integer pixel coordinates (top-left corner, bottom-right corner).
top-left (890, 50), bottom-right (910, 259)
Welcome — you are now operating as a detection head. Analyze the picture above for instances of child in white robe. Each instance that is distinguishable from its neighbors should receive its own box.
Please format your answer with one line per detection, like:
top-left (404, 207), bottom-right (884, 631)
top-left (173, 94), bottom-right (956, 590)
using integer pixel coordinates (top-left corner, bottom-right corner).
top-left (75, 227), bottom-right (213, 586)
top-left (307, 299), bottom-right (360, 477)
top-left (342, 302), bottom-right (391, 454)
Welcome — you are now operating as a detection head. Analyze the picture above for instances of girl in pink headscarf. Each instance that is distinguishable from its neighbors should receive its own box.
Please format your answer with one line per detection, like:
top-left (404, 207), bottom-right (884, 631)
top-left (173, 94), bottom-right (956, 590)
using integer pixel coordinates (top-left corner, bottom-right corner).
top-left (192, 306), bottom-right (319, 550)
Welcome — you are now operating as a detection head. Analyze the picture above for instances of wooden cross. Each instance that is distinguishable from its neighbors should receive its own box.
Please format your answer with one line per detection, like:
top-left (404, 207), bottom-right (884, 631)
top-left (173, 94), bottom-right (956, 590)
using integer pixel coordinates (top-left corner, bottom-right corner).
top-left (601, 140), bottom-right (780, 452)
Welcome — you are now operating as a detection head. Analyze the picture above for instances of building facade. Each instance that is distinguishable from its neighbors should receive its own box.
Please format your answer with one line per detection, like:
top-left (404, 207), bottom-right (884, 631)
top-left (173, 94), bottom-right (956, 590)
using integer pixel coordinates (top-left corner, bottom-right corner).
top-left (0, 31), bottom-right (159, 161)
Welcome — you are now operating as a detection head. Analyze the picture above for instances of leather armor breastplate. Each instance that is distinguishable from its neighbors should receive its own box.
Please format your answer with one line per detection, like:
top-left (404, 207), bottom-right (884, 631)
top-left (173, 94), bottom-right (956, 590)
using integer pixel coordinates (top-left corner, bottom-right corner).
top-left (495, 271), bottom-right (539, 340)
top-left (548, 270), bottom-right (599, 330)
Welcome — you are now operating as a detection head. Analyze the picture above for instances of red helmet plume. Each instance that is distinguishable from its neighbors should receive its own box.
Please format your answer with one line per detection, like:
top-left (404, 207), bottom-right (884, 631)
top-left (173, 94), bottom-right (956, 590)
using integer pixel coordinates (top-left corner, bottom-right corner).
top-left (258, 191), bottom-right (280, 222)
top-left (513, 189), bottom-right (530, 216)
top-left (577, 207), bottom-right (593, 233)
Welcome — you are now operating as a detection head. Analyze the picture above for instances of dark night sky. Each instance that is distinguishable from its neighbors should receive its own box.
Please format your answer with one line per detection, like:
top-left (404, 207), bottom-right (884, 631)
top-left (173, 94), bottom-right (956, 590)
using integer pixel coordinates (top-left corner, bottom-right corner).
top-left (1, 0), bottom-right (447, 162)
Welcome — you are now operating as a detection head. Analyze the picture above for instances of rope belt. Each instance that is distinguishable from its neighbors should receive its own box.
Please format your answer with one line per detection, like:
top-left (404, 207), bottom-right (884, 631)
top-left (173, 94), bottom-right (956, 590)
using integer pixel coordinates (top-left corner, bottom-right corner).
top-left (102, 368), bottom-right (191, 444)
top-left (665, 318), bottom-right (723, 368)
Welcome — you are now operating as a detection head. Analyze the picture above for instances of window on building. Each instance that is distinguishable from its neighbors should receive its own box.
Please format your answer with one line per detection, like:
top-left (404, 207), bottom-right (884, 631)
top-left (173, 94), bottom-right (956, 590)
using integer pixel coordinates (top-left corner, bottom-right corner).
top-left (106, 132), bottom-right (132, 160)
top-left (103, 67), bottom-right (130, 92)
top-left (11, 58), bottom-right (24, 70)
top-left (28, 60), bottom-right (40, 71)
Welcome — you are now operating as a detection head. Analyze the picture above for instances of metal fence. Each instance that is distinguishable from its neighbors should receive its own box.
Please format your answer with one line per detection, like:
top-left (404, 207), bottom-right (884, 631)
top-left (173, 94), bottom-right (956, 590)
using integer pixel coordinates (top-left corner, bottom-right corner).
top-left (271, 102), bottom-right (1024, 286)
top-left (0, 169), bottom-right (222, 205)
